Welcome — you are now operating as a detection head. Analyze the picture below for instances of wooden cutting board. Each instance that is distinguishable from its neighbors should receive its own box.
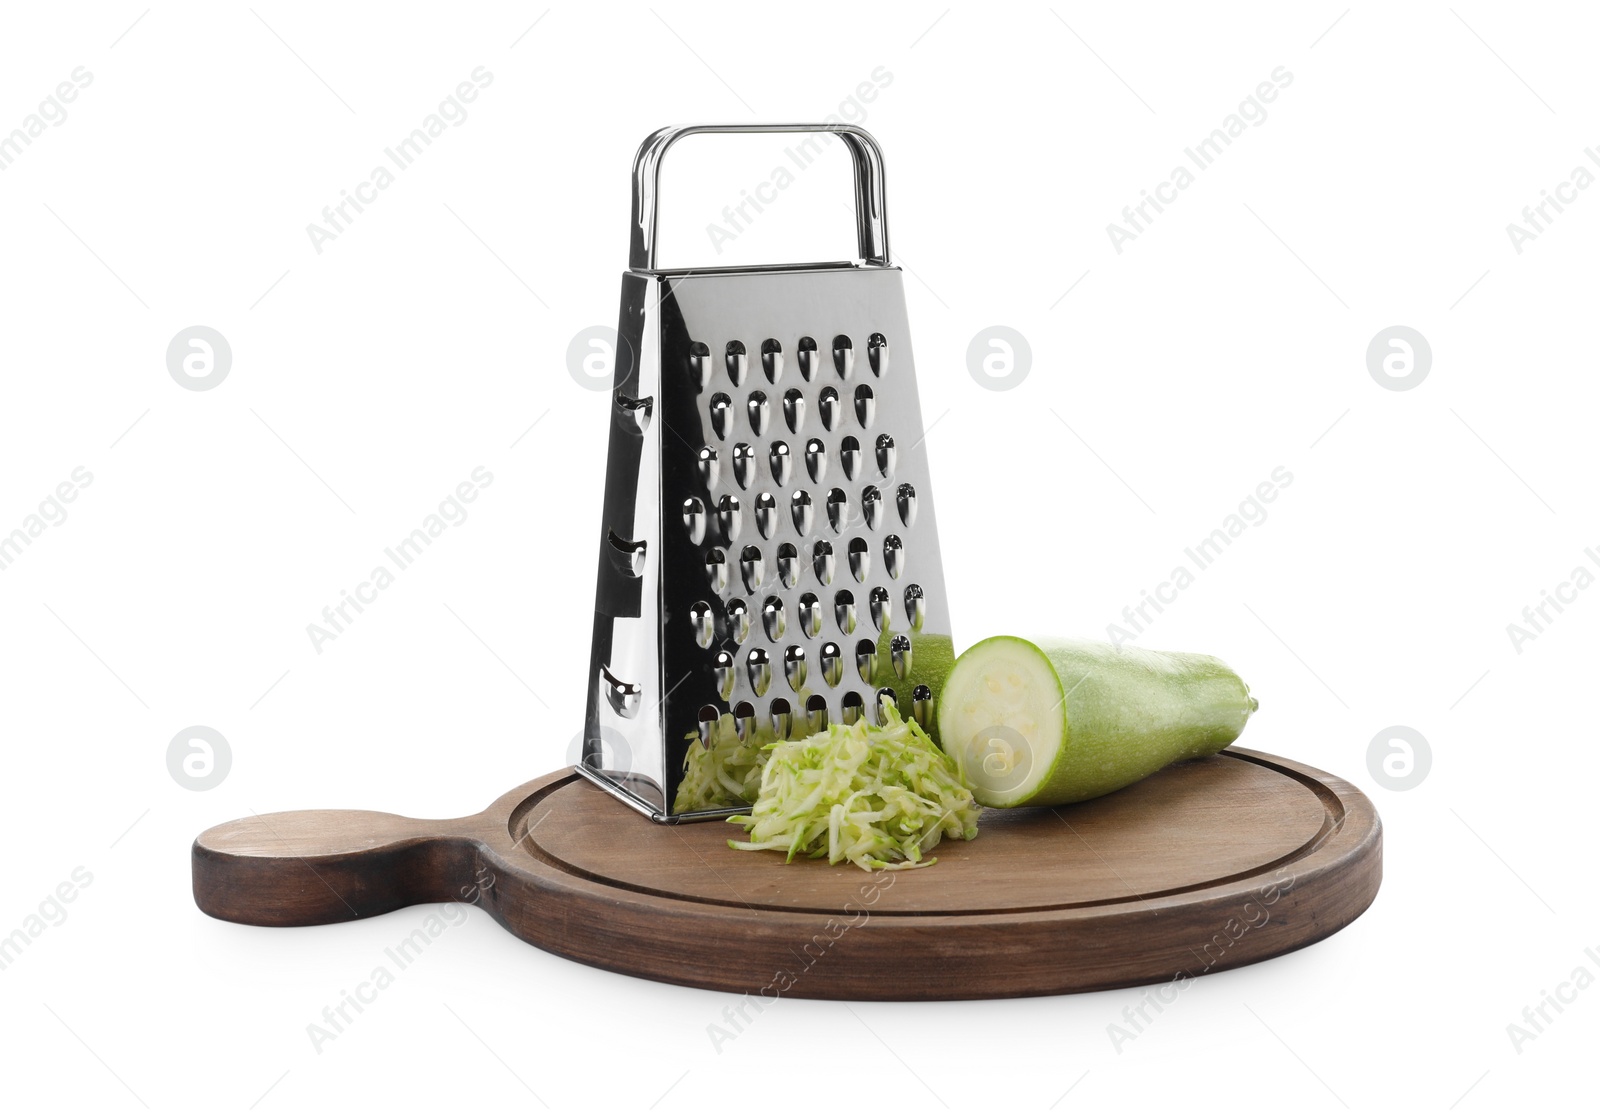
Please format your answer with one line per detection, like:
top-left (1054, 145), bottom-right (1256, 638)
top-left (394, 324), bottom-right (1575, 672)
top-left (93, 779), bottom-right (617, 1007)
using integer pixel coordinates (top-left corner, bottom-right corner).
top-left (192, 747), bottom-right (1380, 999)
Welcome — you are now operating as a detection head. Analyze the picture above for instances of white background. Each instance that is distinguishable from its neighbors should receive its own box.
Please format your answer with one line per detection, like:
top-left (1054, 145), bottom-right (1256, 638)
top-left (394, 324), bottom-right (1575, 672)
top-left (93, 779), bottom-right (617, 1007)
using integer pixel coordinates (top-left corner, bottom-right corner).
top-left (1, 2), bottom-right (1594, 1114)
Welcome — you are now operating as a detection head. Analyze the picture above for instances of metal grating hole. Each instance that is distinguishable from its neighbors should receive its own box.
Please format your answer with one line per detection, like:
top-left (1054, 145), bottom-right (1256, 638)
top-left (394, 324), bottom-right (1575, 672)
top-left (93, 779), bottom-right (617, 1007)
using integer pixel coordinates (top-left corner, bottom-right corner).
top-left (696, 445), bottom-right (719, 489)
top-left (861, 485), bottom-right (882, 530)
top-left (716, 493), bottom-right (741, 541)
top-left (868, 332), bottom-right (888, 377)
top-left (731, 442), bottom-right (756, 490)
top-left (797, 591), bottom-right (821, 637)
top-left (782, 388), bottom-right (806, 432)
top-left (601, 665), bottom-right (642, 718)
top-left (805, 693), bottom-right (829, 733)
top-left (768, 441), bottom-right (792, 486)
top-left (689, 600), bottom-right (714, 649)
top-left (847, 537), bottom-right (871, 582)
top-left (761, 338), bottom-right (783, 384)
top-left (726, 340), bottom-right (748, 387)
top-left (819, 641), bottom-right (844, 686)
top-left (783, 644), bottom-right (807, 690)
top-left (762, 595), bottom-right (785, 641)
top-left (776, 542), bottom-right (800, 588)
top-left (740, 545), bottom-right (764, 593)
top-left (754, 492), bottom-right (778, 539)
top-left (688, 341), bottom-right (712, 390)
top-left (854, 384), bottom-right (874, 428)
top-left (813, 539), bottom-right (836, 585)
top-left (713, 650), bottom-right (735, 699)
top-left (869, 586), bottom-right (891, 632)
top-left (832, 334), bottom-right (854, 380)
top-left (734, 698), bottom-right (756, 738)
top-left (839, 691), bottom-right (864, 725)
top-left (708, 392), bottom-right (733, 440)
top-left (834, 589), bottom-right (856, 634)
top-left (797, 336), bottom-right (819, 381)
top-left (745, 649), bottom-right (771, 697)
top-left (789, 489), bottom-right (813, 535)
top-left (874, 687), bottom-right (898, 723)
top-left (876, 433), bottom-right (896, 477)
top-left (615, 390), bottom-right (652, 435)
top-left (883, 533), bottom-right (904, 580)
top-left (726, 598), bottom-right (751, 643)
top-left (770, 696), bottom-right (793, 737)
top-left (747, 391), bottom-right (769, 437)
top-left (839, 435), bottom-right (862, 480)
top-left (705, 547), bottom-right (729, 593)
top-left (804, 438), bottom-right (827, 484)
top-left (855, 637), bottom-right (878, 684)
top-left (819, 385), bottom-right (841, 431)
top-left (826, 487), bottom-right (849, 533)
top-left (896, 482), bottom-right (916, 527)
top-left (890, 634), bottom-right (912, 679)
top-left (904, 584), bottom-right (924, 630)
top-left (682, 496), bottom-right (707, 544)
top-left (606, 530), bottom-right (646, 578)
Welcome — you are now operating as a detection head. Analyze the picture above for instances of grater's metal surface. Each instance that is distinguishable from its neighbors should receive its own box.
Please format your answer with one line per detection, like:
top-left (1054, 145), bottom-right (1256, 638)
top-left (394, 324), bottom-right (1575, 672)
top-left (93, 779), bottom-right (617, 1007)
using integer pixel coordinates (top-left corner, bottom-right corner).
top-left (581, 124), bottom-right (952, 821)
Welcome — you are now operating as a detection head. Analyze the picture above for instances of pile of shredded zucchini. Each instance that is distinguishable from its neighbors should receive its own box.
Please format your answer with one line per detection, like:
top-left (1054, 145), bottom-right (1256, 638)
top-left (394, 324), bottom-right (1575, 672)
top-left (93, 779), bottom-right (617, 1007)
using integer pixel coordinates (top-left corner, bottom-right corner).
top-left (672, 713), bottom-right (775, 815)
top-left (726, 708), bottom-right (980, 871)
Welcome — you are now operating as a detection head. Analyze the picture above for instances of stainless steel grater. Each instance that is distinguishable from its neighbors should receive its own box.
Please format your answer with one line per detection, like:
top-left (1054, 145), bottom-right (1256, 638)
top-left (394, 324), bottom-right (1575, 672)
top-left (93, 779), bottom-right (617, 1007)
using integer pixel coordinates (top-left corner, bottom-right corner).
top-left (580, 124), bottom-right (953, 822)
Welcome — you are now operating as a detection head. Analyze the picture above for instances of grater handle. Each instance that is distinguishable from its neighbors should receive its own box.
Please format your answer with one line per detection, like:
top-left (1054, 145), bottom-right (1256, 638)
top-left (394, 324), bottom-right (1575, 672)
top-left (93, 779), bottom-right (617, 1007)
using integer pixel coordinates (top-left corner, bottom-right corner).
top-left (629, 123), bottom-right (890, 271)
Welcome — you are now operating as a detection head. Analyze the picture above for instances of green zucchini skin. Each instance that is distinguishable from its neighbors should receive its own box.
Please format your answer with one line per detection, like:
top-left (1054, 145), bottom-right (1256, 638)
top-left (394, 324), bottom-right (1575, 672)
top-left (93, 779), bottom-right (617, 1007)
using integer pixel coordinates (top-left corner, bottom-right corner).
top-left (938, 636), bottom-right (1257, 809)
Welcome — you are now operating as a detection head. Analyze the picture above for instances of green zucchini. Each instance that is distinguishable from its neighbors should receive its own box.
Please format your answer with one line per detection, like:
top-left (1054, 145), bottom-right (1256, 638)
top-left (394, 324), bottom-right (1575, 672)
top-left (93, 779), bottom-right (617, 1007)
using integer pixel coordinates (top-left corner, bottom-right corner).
top-left (936, 636), bottom-right (1257, 809)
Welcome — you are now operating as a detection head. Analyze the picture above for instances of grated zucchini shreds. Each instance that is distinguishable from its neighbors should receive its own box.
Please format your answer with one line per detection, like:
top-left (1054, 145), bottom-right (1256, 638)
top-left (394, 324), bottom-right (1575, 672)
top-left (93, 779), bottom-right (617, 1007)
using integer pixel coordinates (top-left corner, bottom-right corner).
top-left (672, 713), bottom-right (776, 815)
top-left (727, 708), bottom-right (981, 871)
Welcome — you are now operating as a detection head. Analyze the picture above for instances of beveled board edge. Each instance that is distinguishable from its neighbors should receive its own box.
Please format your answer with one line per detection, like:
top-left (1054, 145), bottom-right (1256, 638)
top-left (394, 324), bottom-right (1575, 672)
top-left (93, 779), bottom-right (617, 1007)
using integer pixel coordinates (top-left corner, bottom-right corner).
top-left (466, 750), bottom-right (1382, 1000)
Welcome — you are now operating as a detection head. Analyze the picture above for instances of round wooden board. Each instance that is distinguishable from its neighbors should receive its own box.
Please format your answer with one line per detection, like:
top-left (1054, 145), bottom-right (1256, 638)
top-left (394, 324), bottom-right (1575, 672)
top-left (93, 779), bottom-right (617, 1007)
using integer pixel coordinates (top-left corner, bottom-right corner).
top-left (193, 748), bottom-right (1381, 1000)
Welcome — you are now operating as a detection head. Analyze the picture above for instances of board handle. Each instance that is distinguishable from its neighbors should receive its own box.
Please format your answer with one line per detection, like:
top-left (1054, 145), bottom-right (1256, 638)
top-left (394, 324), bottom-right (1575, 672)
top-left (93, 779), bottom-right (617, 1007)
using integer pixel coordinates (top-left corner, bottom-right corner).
top-left (192, 809), bottom-right (489, 927)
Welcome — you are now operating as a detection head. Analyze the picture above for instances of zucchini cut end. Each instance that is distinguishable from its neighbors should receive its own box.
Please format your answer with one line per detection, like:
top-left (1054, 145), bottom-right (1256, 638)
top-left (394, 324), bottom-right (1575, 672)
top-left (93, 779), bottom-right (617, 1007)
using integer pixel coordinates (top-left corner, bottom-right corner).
top-left (937, 636), bottom-right (1066, 809)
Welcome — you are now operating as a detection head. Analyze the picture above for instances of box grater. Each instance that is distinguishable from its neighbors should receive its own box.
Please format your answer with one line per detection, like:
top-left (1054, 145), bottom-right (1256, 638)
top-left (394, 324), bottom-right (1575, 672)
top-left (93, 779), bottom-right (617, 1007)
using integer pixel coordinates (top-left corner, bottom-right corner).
top-left (580, 124), bottom-right (952, 821)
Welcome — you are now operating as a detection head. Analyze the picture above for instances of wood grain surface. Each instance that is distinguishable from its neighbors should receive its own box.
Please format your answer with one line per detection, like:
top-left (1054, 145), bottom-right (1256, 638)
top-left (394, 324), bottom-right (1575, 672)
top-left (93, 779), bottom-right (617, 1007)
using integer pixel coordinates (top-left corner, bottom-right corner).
top-left (192, 748), bottom-right (1382, 999)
